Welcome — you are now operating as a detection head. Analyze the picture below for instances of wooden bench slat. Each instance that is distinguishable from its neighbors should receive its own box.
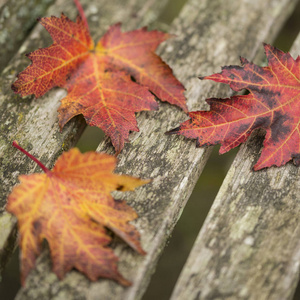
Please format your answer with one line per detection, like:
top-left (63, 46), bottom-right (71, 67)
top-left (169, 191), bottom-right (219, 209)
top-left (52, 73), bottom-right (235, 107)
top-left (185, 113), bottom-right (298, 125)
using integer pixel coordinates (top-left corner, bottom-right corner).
top-left (171, 33), bottom-right (300, 300)
top-left (0, 0), bottom-right (170, 277)
top-left (0, 0), bottom-right (56, 72)
top-left (12, 0), bottom-right (298, 299)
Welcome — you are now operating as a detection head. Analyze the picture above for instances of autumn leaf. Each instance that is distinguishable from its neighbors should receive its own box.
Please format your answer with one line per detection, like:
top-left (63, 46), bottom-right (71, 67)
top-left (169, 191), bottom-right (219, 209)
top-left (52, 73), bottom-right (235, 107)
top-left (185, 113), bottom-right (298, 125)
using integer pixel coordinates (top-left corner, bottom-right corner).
top-left (6, 142), bottom-right (148, 286)
top-left (167, 44), bottom-right (300, 170)
top-left (11, 12), bottom-right (187, 153)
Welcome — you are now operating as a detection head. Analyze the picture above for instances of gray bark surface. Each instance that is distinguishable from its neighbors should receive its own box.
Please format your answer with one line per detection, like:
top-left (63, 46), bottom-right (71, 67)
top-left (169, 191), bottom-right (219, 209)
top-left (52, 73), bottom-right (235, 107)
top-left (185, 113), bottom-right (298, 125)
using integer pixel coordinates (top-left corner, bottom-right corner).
top-left (171, 34), bottom-right (300, 300)
top-left (0, 0), bottom-right (169, 277)
top-left (8, 0), bottom-right (298, 299)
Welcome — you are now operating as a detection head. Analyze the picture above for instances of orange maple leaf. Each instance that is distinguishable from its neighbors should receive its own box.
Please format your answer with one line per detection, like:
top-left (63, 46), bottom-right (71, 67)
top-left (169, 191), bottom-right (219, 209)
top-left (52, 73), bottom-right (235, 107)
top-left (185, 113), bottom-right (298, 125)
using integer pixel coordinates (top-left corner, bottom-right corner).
top-left (6, 143), bottom-right (148, 286)
top-left (12, 13), bottom-right (187, 153)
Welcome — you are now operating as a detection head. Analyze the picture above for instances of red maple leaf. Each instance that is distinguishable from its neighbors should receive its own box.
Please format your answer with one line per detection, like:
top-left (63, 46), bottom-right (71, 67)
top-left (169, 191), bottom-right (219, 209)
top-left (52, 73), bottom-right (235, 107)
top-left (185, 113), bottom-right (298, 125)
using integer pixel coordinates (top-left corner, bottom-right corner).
top-left (7, 142), bottom-right (148, 286)
top-left (12, 13), bottom-right (186, 153)
top-left (167, 44), bottom-right (300, 170)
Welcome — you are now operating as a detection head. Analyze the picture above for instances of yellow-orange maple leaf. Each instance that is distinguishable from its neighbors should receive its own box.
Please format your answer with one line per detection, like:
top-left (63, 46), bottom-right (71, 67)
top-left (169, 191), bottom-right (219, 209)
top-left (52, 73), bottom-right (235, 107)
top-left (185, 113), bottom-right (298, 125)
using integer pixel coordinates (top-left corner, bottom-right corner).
top-left (6, 146), bottom-right (148, 286)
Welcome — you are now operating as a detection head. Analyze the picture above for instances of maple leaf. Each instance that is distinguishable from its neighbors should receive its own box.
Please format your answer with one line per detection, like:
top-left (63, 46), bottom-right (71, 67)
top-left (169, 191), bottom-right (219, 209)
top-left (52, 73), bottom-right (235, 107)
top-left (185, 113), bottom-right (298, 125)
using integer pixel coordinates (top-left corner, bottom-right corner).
top-left (167, 44), bottom-right (300, 170)
top-left (11, 13), bottom-right (187, 153)
top-left (6, 142), bottom-right (148, 286)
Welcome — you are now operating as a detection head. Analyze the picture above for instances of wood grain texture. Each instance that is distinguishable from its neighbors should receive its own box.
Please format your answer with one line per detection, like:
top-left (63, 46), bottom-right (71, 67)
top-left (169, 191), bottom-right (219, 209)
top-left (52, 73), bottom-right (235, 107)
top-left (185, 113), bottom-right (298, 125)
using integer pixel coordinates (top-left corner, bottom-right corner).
top-left (0, 0), bottom-right (169, 277)
top-left (13, 0), bottom-right (298, 299)
top-left (171, 34), bottom-right (300, 300)
top-left (0, 211), bottom-right (17, 278)
top-left (0, 0), bottom-right (55, 72)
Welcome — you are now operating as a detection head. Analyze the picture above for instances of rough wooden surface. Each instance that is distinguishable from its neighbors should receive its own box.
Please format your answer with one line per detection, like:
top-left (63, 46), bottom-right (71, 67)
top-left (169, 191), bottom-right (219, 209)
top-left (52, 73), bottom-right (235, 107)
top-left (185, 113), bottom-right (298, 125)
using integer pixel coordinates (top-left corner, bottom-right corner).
top-left (12, 0), bottom-right (298, 299)
top-left (171, 34), bottom-right (300, 300)
top-left (0, 0), bottom-right (55, 72)
top-left (0, 211), bottom-right (17, 279)
top-left (0, 0), bottom-right (169, 277)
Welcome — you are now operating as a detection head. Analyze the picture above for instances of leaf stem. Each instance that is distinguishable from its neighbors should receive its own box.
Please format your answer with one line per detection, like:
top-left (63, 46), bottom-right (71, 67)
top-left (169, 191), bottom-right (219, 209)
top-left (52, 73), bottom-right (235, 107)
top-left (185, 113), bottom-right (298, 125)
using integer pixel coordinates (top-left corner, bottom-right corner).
top-left (73, 0), bottom-right (90, 32)
top-left (12, 141), bottom-right (51, 174)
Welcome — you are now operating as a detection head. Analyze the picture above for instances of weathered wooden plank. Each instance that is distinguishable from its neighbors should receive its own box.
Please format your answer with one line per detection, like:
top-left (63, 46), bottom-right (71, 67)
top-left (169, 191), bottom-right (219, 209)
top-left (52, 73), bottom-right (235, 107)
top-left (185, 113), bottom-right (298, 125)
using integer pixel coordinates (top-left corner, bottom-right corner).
top-left (0, 0), bottom-right (55, 72)
top-left (14, 0), bottom-right (298, 299)
top-left (171, 34), bottom-right (300, 300)
top-left (0, 0), bottom-right (169, 277)
top-left (0, 211), bottom-right (17, 278)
